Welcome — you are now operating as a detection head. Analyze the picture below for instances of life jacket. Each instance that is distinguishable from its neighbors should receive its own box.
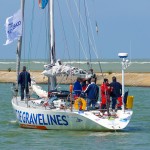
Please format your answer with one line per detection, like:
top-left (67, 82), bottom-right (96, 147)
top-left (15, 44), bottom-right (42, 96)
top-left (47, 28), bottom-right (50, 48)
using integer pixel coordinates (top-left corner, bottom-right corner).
top-left (100, 83), bottom-right (111, 104)
top-left (117, 97), bottom-right (122, 108)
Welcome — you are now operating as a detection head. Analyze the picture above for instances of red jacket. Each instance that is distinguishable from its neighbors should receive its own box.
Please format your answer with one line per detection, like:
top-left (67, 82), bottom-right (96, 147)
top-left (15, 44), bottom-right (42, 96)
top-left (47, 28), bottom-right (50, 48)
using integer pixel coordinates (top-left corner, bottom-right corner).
top-left (100, 83), bottom-right (111, 104)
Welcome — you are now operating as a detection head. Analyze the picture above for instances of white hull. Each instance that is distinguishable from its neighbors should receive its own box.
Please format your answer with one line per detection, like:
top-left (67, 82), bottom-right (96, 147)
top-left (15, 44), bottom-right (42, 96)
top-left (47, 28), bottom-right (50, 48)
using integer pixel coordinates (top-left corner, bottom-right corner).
top-left (8, 0), bottom-right (133, 132)
top-left (12, 97), bottom-right (133, 131)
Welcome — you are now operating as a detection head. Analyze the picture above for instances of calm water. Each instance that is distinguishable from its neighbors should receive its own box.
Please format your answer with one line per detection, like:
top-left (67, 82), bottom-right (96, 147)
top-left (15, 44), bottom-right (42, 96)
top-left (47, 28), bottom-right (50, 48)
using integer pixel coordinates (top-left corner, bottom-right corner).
top-left (0, 83), bottom-right (150, 150)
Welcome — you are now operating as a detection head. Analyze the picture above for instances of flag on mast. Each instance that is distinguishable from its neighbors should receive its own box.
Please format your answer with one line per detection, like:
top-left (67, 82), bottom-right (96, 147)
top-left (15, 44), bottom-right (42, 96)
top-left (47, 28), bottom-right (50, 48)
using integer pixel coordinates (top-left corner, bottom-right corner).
top-left (38, 0), bottom-right (49, 9)
top-left (4, 9), bottom-right (22, 45)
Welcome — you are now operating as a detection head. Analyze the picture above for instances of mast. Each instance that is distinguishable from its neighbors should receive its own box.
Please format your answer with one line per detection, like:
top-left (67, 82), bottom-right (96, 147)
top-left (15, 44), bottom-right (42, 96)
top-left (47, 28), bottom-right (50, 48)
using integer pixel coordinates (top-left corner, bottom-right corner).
top-left (49, 0), bottom-right (57, 90)
top-left (16, 0), bottom-right (25, 86)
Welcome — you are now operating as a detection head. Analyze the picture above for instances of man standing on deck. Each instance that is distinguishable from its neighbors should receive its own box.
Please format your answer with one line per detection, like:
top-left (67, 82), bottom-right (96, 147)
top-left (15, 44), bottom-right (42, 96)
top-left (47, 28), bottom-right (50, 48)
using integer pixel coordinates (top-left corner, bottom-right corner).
top-left (110, 76), bottom-right (122, 110)
top-left (84, 78), bottom-right (99, 110)
top-left (100, 78), bottom-right (111, 113)
top-left (73, 77), bottom-right (82, 97)
top-left (18, 66), bottom-right (31, 100)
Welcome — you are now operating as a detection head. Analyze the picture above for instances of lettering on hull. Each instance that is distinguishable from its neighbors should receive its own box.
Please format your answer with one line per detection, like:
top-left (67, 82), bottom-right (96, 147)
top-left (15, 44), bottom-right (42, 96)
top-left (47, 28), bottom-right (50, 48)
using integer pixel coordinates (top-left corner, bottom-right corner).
top-left (15, 110), bottom-right (69, 126)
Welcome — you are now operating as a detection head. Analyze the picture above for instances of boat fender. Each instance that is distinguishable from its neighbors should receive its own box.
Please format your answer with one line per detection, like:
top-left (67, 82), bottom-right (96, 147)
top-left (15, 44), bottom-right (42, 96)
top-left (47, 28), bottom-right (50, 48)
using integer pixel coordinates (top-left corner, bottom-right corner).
top-left (74, 97), bottom-right (86, 110)
top-left (69, 84), bottom-right (73, 93)
top-left (126, 96), bottom-right (134, 109)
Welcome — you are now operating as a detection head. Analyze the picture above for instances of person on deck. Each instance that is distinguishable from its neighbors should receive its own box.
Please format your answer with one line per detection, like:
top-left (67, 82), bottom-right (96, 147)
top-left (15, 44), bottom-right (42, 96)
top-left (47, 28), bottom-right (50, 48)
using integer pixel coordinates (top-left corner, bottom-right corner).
top-left (88, 69), bottom-right (97, 84)
top-left (73, 77), bottom-right (82, 98)
top-left (110, 76), bottom-right (122, 110)
top-left (18, 66), bottom-right (31, 100)
top-left (84, 78), bottom-right (99, 110)
top-left (82, 80), bottom-right (90, 91)
top-left (100, 78), bottom-right (111, 113)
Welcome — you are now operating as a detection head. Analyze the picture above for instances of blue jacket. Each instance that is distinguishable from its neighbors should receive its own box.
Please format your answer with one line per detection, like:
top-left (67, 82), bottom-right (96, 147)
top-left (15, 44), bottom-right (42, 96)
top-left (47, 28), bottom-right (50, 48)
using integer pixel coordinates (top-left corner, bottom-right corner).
top-left (73, 81), bottom-right (82, 96)
top-left (18, 71), bottom-right (31, 87)
top-left (84, 82), bottom-right (99, 100)
top-left (110, 81), bottom-right (122, 97)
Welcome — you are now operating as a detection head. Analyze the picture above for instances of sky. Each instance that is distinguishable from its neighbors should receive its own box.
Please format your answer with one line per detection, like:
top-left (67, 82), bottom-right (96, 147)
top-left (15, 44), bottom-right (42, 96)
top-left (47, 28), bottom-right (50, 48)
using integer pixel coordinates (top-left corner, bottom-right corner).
top-left (0, 0), bottom-right (150, 60)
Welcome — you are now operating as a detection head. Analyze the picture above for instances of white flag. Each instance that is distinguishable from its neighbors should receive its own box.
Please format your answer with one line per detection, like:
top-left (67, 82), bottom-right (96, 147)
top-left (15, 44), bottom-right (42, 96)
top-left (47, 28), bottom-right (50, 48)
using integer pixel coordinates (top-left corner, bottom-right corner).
top-left (4, 9), bottom-right (22, 45)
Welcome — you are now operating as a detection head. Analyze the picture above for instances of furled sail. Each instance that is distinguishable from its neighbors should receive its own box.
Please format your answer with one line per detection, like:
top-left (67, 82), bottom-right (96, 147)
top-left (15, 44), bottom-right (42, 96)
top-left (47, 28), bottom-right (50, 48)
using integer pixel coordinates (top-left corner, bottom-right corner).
top-left (38, 0), bottom-right (49, 9)
top-left (42, 59), bottom-right (93, 79)
top-left (31, 79), bottom-right (48, 98)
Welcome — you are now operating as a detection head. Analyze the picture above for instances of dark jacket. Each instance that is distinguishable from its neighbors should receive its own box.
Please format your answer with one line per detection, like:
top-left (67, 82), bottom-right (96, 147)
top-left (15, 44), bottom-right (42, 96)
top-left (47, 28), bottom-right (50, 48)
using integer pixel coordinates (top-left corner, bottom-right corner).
top-left (110, 81), bottom-right (122, 98)
top-left (18, 71), bottom-right (31, 87)
top-left (73, 81), bottom-right (82, 96)
top-left (84, 82), bottom-right (99, 100)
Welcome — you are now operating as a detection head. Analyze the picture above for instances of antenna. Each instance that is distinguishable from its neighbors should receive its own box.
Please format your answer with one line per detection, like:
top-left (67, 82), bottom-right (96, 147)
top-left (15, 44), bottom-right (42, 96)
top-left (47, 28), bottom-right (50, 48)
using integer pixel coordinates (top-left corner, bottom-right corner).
top-left (129, 40), bottom-right (132, 63)
top-left (118, 53), bottom-right (128, 59)
top-left (118, 52), bottom-right (130, 112)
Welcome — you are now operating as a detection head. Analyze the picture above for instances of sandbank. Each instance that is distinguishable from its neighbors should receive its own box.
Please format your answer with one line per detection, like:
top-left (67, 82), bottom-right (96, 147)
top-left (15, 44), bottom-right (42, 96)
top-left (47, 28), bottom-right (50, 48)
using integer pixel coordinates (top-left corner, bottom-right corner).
top-left (0, 70), bottom-right (150, 87)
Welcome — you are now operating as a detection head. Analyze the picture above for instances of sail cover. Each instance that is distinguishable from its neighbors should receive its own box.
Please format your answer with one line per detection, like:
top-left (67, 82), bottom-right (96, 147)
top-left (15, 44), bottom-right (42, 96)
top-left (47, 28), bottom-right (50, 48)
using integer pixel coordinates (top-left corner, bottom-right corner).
top-left (31, 80), bottom-right (48, 98)
top-left (42, 60), bottom-right (93, 79)
top-left (38, 0), bottom-right (49, 9)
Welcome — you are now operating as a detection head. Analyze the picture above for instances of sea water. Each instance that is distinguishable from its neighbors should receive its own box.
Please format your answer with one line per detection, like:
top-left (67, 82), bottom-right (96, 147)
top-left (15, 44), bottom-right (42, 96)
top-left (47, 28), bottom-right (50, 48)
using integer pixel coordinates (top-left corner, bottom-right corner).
top-left (0, 59), bottom-right (150, 72)
top-left (0, 83), bottom-right (150, 150)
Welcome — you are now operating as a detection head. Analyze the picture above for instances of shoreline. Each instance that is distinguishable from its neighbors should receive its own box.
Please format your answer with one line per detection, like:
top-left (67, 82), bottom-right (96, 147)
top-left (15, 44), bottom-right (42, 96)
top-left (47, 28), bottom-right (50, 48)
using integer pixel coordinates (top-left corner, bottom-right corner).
top-left (0, 70), bottom-right (150, 87)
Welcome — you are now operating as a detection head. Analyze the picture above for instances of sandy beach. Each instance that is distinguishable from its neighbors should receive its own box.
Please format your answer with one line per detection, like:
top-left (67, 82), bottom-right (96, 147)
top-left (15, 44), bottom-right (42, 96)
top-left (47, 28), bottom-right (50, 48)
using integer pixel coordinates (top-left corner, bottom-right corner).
top-left (0, 70), bottom-right (150, 87)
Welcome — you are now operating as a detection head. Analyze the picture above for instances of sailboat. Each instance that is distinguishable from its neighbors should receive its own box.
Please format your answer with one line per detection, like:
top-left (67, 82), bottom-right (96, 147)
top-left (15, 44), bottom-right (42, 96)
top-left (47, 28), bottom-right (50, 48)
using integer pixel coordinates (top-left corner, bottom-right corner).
top-left (9, 0), bottom-right (133, 131)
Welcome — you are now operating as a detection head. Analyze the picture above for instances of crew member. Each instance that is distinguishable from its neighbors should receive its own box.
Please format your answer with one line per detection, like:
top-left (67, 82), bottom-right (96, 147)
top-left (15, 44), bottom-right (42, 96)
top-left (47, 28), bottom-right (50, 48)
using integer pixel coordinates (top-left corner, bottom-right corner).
top-left (84, 78), bottom-right (99, 110)
top-left (18, 66), bottom-right (31, 100)
top-left (110, 76), bottom-right (122, 110)
top-left (100, 78), bottom-right (111, 113)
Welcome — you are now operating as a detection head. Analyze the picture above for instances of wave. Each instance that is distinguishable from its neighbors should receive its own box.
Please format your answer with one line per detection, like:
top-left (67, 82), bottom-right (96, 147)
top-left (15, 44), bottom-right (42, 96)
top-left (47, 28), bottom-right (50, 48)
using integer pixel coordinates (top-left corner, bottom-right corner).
top-left (1, 61), bottom-right (150, 65)
top-left (63, 61), bottom-right (120, 64)
top-left (131, 61), bottom-right (150, 64)
top-left (63, 61), bottom-right (150, 65)
top-left (0, 62), bottom-right (16, 64)
top-left (31, 61), bottom-right (46, 64)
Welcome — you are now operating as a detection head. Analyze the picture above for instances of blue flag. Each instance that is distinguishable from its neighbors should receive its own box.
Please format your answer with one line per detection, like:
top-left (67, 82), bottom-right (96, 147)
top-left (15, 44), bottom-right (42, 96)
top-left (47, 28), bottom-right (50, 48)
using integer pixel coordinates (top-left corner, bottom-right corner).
top-left (38, 0), bottom-right (49, 9)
